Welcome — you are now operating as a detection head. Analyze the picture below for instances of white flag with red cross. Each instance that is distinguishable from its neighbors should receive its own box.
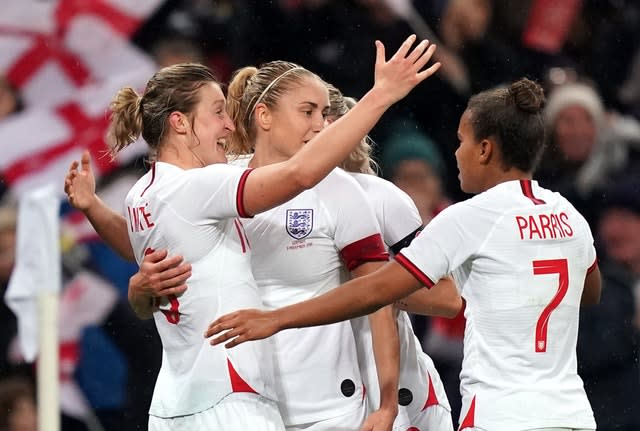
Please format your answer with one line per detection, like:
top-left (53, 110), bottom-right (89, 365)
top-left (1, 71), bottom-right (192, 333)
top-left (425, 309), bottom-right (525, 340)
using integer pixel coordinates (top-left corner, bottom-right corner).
top-left (0, 0), bottom-right (163, 198)
top-left (0, 0), bottom-right (163, 108)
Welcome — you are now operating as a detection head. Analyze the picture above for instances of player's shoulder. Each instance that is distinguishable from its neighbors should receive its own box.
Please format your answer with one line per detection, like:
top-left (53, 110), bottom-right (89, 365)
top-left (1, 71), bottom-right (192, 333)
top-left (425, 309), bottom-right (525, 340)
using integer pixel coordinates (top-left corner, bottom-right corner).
top-left (349, 172), bottom-right (401, 194)
top-left (318, 167), bottom-right (362, 190)
top-left (126, 162), bottom-right (169, 203)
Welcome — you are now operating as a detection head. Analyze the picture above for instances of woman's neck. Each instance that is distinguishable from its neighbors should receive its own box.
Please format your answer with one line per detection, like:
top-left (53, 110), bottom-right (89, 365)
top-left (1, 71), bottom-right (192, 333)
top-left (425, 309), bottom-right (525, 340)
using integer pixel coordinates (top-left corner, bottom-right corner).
top-left (249, 138), bottom-right (290, 168)
top-left (157, 142), bottom-right (203, 170)
top-left (482, 167), bottom-right (532, 192)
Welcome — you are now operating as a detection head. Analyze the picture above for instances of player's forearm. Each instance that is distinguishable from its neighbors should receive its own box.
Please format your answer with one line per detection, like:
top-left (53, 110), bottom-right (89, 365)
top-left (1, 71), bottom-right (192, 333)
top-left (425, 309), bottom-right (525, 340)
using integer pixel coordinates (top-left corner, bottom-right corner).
top-left (83, 196), bottom-right (135, 261)
top-left (128, 289), bottom-right (154, 320)
top-left (276, 275), bottom-right (388, 330)
top-left (128, 273), bottom-right (155, 320)
top-left (395, 277), bottom-right (462, 318)
top-left (275, 263), bottom-right (420, 330)
top-left (368, 306), bottom-right (400, 413)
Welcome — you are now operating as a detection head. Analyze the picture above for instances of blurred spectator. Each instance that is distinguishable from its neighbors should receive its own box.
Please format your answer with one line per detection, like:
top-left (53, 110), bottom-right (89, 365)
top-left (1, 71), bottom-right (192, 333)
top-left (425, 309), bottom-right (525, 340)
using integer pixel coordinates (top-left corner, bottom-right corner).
top-left (538, 81), bottom-right (605, 195)
top-left (133, 0), bottom-right (236, 80)
top-left (381, 120), bottom-right (449, 224)
top-left (0, 375), bottom-right (36, 431)
top-left (150, 37), bottom-right (205, 68)
top-left (537, 80), bottom-right (640, 225)
top-left (586, 0), bottom-right (640, 115)
top-left (577, 176), bottom-right (640, 431)
top-left (619, 46), bottom-right (640, 119)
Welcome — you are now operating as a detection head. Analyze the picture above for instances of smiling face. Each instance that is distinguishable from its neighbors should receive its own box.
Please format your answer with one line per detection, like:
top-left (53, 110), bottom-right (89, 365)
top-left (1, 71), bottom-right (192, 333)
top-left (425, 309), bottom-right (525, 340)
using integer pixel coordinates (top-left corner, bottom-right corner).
top-left (188, 82), bottom-right (235, 165)
top-left (454, 109), bottom-right (484, 193)
top-left (261, 76), bottom-right (329, 159)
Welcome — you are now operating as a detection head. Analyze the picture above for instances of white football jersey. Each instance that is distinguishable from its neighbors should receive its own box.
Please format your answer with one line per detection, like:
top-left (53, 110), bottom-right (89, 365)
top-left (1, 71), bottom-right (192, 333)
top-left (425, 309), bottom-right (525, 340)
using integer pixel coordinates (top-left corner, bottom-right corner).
top-left (243, 168), bottom-right (388, 425)
top-left (125, 161), bottom-right (277, 418)
top-left (349, 173), bottom-right (451, 422)
top-left (396, 179), bottom-right (597, 430)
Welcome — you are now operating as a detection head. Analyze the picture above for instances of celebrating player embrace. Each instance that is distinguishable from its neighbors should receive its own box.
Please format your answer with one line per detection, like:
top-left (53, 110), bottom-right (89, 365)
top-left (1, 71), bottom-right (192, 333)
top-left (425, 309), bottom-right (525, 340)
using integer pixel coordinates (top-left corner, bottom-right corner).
top-left (206, 78), bottom-right (601, 431)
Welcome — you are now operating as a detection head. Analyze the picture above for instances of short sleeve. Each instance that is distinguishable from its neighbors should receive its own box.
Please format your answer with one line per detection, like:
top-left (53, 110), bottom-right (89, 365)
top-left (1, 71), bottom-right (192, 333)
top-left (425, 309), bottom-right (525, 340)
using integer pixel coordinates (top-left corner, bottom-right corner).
top-left (395, 202), bottom-right (481, 288)
top-left (379, 184), bottom-right (423, 254)
top-left (180, 164), bottom-right (253, 221)
top-left (318, 171), bottom-right (388, 270)
top-left (584, 223), bottom-right (598, 274)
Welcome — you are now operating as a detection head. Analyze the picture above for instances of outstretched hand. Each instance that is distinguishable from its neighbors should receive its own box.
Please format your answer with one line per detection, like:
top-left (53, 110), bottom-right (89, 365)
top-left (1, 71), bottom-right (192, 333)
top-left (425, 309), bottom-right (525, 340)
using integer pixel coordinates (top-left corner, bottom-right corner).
top-left (64, 150), bottom-right (97, 212)
top-left (205, 309), bottom-right (280, 348)
top-left (373, 34), bottom-right (440, 106)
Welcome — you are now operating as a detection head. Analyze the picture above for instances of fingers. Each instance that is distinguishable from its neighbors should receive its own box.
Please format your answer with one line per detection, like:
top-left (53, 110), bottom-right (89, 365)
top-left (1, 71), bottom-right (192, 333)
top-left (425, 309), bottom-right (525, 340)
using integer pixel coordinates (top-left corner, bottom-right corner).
top-left (64, 162), bottom-right (78, 195)
top-left (405, 39), bottom-right (429, 65)
top-left (374, 40), bottom-right (385, 67)
top-left (80, 150), bottom-right (92, 173)
top-left (158, 284), bottom-right (188, 297)
top-left (210, 327), bottom-right (243, 346)
top-left (68, 160), bottom-right (79, 173)
top-left (225, 337), bottom-right (245, 349)
top-left (390, 34), bottom-right (417, 61)
top-left (205, 313), bottom-right (238, 337)
top-left (153, 266), bottom-right (192, 291)
top-left (416, 61), bottom-right (442, 83)
top-left (64, 176), bottom-right (73, 195)
top-left (142, 248), bottom-right (169, 263)
top-left (413, 43), bottom-right (438, 74)
top-left (156, 255), bottom-right (188, 273)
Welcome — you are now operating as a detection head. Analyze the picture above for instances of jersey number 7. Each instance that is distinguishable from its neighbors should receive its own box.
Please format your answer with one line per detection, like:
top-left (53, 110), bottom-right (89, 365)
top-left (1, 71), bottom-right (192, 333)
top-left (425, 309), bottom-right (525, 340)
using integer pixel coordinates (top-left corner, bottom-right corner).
top-left (532, 258), bottom-right (569, 353)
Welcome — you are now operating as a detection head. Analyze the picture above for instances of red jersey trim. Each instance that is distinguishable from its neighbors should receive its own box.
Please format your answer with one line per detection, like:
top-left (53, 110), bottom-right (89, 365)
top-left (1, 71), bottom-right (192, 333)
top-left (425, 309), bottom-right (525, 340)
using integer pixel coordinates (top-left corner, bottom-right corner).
top-left (236, 168), bottom-right (254, 218)
top-left (140, 162), bottom-right (156, 197)
top-left (519, 179), bottom-right (545, 205)
top-left (421, 371), bottom-right (439, 410)
top-left (226, 359), bottom-right (257, 394)
top-left (340, 233), bottom-right (389, 271)
top-left (587, 257), bottom-right (598, 275)
top-left (394, 253), bottom-right (435, 289)
top-left (459, 395), bottom-right (476, 430)
top-left (234, 219), bottom-right (247, 253)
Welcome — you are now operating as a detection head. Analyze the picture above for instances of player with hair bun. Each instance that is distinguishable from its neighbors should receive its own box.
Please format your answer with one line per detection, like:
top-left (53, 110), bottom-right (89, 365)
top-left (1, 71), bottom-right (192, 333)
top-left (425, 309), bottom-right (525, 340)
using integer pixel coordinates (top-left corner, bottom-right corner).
top-left (208, 78), bottom-right (601, 431)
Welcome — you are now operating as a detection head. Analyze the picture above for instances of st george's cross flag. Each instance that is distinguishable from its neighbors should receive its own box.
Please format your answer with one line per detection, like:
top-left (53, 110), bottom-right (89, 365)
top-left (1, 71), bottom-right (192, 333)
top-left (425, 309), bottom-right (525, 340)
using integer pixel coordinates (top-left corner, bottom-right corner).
top-left (0, 0), bottom-right (163, 198)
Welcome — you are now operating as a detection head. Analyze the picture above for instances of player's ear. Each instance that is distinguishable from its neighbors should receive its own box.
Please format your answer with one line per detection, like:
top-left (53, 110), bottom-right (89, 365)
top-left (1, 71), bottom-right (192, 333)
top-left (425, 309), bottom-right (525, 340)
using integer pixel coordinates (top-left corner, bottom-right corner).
top-left (254, 103), bottom-right (271, 131)
top-left (478, 138), bottom-right (493, 165)
top-left (169, 111), bottom-right (189, 135)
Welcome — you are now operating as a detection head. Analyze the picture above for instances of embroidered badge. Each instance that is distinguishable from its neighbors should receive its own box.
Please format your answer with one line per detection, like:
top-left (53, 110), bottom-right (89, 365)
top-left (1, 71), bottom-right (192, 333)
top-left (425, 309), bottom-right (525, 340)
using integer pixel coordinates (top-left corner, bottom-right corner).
top-left (285, 209), bottom-right (313, 240)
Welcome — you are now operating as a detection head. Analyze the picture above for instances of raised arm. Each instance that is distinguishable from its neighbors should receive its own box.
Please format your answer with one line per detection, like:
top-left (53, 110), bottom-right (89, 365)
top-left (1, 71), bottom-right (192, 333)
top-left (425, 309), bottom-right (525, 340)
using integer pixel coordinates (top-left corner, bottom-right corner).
top-left (241, 36), bottom-right (440, 216)
top-left (64, 151), bottom-right (135, 261)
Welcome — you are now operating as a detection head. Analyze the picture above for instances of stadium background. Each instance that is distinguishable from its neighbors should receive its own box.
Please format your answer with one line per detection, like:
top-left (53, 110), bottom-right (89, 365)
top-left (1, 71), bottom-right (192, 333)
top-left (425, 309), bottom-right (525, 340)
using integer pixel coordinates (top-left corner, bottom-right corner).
top-left (0, 0), bottom-right (639, 430)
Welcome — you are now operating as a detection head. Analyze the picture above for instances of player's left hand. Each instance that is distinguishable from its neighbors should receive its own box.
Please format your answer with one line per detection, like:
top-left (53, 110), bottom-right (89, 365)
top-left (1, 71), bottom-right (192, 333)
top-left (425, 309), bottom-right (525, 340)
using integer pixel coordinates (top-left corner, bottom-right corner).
top-left (205, 309), bottom-right (280, 348)
top-left (360, 408), bottom-right (396, 431)
top-left (64, 150), bottom-right (97, 212)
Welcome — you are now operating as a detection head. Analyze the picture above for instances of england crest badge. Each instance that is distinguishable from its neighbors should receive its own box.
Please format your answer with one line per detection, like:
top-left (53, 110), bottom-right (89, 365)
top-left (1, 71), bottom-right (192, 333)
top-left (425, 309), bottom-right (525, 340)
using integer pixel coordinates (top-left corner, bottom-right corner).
top-left (286, 209), bottom-right (313, 240)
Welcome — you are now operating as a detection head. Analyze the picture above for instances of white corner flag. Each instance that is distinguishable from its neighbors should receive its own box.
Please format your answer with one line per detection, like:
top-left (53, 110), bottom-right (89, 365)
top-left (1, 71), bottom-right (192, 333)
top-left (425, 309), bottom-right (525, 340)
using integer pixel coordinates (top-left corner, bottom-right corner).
top-left (5, 184), bottom-right (62, 362)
